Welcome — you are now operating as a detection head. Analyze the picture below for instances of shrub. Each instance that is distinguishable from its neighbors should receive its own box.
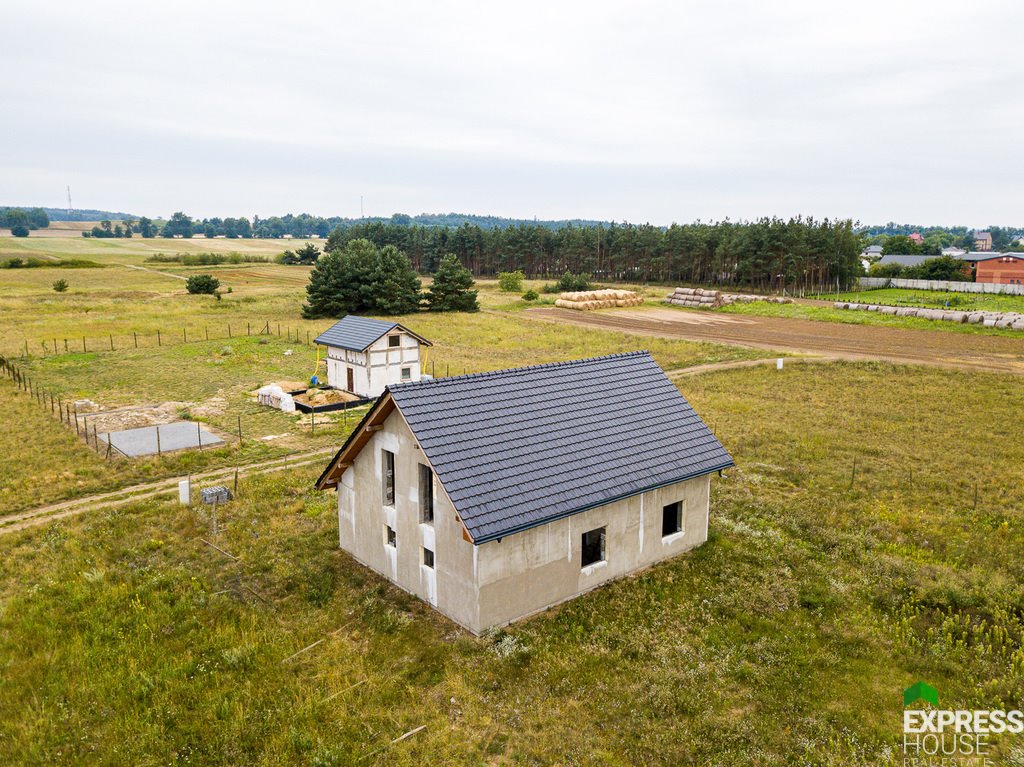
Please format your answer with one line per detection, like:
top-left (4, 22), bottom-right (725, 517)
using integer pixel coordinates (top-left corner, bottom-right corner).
top-left (497, 270), bottom-right (525, 292)
top-left (868, 262), bottom-right (903, 278)
top-left (522, 289), bottom-right (539, 301)
top-left (186, 274), bottom-right (221, 295)
top-left (10, 224), bottom-right (29, 237)
top-left (52, 279), bottom-right (68, 293)
top-left (556, 271), bottom-right (593, 292)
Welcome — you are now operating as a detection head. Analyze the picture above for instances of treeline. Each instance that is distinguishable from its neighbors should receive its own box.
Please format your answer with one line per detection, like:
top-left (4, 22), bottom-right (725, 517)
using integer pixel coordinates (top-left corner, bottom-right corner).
top-left (320, 216), bottom-right (864, 289)
top-left (0, 207), bottom-right (50, 234)
top-left (127, 211), bottom-right (612, 239)
top-left (868, 255), bottom-right (971, 281)
top-left (862, 223), bottom-right (1024, 252)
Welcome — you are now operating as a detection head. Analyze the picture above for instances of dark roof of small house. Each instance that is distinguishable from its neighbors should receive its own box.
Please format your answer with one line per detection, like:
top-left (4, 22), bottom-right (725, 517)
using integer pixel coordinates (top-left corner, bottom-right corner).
top-left (877, 254), bottom-right (934, 267)
top-left (313, 315), bottom-right (431, 352)
top-left (974, 231), bottom-right (992, 239)
top-left (879, 253), bottom-right (992, 267)
top-left (386, 351), bottom-right (733, 543)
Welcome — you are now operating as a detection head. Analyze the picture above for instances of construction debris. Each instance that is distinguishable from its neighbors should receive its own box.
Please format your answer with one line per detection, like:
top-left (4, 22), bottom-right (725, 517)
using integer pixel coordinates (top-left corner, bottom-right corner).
top-left (664, 287), bottom-right (794, 309)
top-left (834, 302), bottom-right (1024, 329)
top-left (256, 384), bottom-right (296, 412)
top-left (554, 289), bottom-right (644, 310)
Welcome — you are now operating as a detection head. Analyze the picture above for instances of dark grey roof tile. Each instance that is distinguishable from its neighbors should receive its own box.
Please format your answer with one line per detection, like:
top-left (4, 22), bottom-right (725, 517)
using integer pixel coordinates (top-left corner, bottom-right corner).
top-left (388, 351), bottom-right (733, 543)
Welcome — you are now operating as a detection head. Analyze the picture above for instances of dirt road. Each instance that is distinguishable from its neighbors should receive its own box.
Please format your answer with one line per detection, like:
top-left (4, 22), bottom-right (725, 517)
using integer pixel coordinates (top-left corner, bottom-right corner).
top-left (0, 447), bottom-right (338, 536)
top-left (526, 307), bottom-right (1024, 375)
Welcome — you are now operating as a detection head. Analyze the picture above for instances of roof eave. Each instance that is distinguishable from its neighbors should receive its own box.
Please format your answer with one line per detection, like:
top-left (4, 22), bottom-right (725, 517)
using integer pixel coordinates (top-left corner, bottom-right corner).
top-left (315, 393), bottom-right (395, 489)
top-left (468, 458), bottom-right (736, 545)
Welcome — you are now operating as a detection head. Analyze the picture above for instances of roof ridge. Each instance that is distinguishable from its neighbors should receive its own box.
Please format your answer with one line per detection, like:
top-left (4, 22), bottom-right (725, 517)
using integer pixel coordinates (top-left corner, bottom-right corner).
top-left (388, 350), bottom-right (652, 391)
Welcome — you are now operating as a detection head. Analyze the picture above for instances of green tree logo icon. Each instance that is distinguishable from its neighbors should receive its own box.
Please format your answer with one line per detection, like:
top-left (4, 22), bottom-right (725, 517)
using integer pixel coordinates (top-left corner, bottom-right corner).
top-left (904, 682), bottom-right (939, 708)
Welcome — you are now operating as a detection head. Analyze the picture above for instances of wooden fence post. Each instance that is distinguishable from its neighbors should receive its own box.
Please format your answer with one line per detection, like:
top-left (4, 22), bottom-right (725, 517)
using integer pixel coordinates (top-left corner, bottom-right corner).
top-left (157, 330), bottom-right (161, 347)
top-left (156, 425), bottom-right (162, 456)
top-left (134, 332), bottom-right (138, 348)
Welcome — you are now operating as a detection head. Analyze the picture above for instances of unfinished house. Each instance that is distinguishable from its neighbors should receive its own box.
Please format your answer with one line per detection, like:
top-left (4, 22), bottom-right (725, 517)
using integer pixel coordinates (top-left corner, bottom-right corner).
top-left (316, 351), bottom-right (733, 634)
top-left (314, 315), bottom-right (432, 399)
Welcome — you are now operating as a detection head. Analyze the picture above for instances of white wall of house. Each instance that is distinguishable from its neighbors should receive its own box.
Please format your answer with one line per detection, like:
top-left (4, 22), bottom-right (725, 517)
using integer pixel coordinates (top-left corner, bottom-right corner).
top-left (324, 331), bottom-right (423, 398)
top-left (336, 406), bottom-right (713, 635)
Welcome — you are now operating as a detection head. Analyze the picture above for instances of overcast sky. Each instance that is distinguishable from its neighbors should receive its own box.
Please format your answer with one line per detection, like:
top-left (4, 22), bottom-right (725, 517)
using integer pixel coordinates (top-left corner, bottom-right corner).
top-left (2, 0), bottom-right (1022, 225)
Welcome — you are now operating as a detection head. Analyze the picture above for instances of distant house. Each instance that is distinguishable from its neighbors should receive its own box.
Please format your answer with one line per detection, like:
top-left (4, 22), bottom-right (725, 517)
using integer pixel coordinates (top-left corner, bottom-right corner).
top-left (876, 254), bottom-right (937, 268)
top-left (862, 245), bottom-right (883, 257)
top-left (975, 254), bottom-right (1024, 285)
top-left (314, 316), bottom-right (432, 399)
top-left (974, 231), bottom-right (993, 251)
top-left (908, 232), bottom-right (924, 245)
top-left (315, 351), bottom-right (733, 634)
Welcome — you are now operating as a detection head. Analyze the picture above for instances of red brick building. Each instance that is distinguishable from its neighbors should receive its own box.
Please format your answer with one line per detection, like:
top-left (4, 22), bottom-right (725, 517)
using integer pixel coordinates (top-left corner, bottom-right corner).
top-left (975, 254), bottom-right (1024, 285)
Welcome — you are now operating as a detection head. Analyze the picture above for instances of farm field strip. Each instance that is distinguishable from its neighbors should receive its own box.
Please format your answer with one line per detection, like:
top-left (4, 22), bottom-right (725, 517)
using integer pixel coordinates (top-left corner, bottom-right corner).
top-left (526, 306), bottom-right (1024, 375)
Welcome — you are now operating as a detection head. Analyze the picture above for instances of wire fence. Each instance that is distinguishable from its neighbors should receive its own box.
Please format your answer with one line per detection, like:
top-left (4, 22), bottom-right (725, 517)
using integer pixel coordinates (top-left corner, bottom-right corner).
top-left (7, 319), bottom-right (316, 359)
top-left (0, 352), bottom-right (381, 461)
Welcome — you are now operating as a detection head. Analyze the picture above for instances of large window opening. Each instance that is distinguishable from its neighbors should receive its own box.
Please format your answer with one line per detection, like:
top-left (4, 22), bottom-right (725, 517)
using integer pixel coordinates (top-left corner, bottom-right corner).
top-left (423, 548), bottom-right (434, 568)
top-left (419, 464), bottom-right (434, 524)
top-left (581, 527), bottom-right (606, 568)
top-left (662, 501), bottom-right (683, 537)
top-left (382, 449), bottom-right (395, 506)
top-left (385, 524), bottom-right (396, 547)
top-left (388, 335), bottom-right (401, 348)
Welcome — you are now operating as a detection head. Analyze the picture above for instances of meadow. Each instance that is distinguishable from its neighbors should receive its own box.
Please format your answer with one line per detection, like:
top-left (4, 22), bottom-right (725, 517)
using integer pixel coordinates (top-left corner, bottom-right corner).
top-left (0, 265), bottom-right (766, 514)
top-left (832, 286), bottom-right (1024, 313)
top-left (719, 297), bottom-right (1024, 336)
top-left (1, 362), bottom-right (1023, 765)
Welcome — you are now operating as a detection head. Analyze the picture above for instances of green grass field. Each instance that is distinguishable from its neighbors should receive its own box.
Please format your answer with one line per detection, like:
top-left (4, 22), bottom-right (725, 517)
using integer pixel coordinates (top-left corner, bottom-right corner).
top-left (718, 298), bottom-right (1024, 336)
top-left (2, 235), bottom-right (1024, 764)
top-left (832, 287), bottom-right (1024, 313)
top-left (2, 362), bottom-right (1023, 765)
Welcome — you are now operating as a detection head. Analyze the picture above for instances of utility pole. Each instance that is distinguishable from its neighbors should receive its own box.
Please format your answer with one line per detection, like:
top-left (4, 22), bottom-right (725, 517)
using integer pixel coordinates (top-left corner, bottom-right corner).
top-left (360, 195), bottom-right (364, 219)
top-left (66, 185), bottom-right (73, 216)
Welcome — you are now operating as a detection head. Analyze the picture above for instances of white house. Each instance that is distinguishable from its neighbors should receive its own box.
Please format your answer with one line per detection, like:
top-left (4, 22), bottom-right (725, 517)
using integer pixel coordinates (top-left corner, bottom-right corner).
top-left (313, 316), bottom-right (432, 399)
top-left (315, 351), bottom-right (733, 635)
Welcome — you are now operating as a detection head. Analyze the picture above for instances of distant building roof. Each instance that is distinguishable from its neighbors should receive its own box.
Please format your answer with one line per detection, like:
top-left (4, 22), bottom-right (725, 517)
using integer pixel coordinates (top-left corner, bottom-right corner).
top-left (862, 245), bottom-right (883, 255)
top-left (313, 315), bottom-right (431, 352)
top-left (879, 253), bottom-right (996, 267)
top-left (941, 247), bottom-right (966, 256)
top-left (974, 231), bottom-right (993, 241)
top-left (318, 351), bottom-right (734, 543)
top-left (908, 233), bottom-right (924, 243)
top-left (877, 254), bottom-right (934, 267)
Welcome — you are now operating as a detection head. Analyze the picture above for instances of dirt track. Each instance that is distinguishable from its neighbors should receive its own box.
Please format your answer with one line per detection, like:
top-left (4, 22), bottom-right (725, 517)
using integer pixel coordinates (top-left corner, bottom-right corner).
top-left (526, 307), bottom-right (1024, 375)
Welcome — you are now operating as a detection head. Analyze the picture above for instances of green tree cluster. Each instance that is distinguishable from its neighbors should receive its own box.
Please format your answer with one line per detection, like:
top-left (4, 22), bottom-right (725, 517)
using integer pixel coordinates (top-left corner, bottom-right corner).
top-left (302, 239), bottom-right (421, 318)
top-left (278, 243), bottom-right (321, 265)
top-left (0, 207), bottom-right (49, 230)
top-left (185, 274), bottom-right (221, 295)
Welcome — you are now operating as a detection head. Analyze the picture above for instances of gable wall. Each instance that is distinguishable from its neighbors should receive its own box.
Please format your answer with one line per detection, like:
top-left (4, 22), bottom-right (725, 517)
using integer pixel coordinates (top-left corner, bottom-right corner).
top-left (324, 332), bottom-right (422, 396)
top-left (337, 407), bottom-right (478, 630)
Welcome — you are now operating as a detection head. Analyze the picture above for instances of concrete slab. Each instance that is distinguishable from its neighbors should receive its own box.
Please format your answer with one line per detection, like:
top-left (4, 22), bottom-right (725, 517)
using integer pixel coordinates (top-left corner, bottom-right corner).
top-left (98, 421), bottom-right (224, 457)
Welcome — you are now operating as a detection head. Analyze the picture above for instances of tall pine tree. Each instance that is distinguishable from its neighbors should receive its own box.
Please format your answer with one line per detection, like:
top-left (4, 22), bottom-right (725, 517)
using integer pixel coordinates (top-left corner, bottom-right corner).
top-left (425, 254), bottom-right (479, 312)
